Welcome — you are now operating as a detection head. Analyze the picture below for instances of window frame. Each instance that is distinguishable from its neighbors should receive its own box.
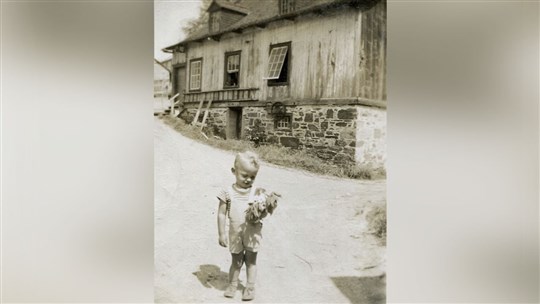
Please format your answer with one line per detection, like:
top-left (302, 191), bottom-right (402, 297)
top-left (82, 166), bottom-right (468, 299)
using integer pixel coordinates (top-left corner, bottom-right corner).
top-left (189, 58), bottom-right (203, 92)
top-left (223, 51), bottom-right (241, 89)
top-left (274, 114), bottom-right (292, 131)
top-left (266, 42), bottom-right (291, 87)
top-left (279, 0), bottom-right (295, 14)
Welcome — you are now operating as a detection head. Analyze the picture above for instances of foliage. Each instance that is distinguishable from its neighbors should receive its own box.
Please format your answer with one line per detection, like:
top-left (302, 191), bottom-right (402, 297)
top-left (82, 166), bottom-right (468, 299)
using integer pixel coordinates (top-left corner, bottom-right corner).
top-left (366, 203), bottom-right (387, 244)
top-left (245, 119), bottom-right (267, 147)
top-left (182, 0), bottom-right (212, 36)
top-left (244, 189), bottom-right (280, 224)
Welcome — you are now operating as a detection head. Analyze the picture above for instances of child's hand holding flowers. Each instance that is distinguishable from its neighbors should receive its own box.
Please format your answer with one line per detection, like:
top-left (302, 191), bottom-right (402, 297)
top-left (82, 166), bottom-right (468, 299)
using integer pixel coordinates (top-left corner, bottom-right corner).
top-left (245, 188), bottom-right (281, 224)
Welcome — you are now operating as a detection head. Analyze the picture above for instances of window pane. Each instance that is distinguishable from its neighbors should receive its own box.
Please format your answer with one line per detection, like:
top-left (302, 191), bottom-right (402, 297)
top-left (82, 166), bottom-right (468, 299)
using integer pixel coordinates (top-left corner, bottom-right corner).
top-left (227, 54), bottom-right (239, 73)
top-left (280, 0), bottom-right (295, 14)
top-left (190, 60), bottom-right (201, 90)
top-left (265, 46), bottom-right (288, 79)
top-left (276, 116), bottom-right (291, 129)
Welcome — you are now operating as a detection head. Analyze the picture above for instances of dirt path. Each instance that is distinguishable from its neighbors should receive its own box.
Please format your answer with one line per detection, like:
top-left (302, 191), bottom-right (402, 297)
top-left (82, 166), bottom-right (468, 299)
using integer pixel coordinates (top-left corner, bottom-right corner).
top-left (154, 118), bottom-right (386, 303)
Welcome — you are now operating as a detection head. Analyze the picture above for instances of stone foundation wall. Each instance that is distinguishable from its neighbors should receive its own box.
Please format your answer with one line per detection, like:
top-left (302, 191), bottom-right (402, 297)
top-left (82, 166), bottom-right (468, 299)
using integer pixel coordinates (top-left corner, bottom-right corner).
top-left (355, 107), bottom-right (386, 168)
top-left (242, 105), bottom-right (359, 165)
top-left (180, 108), bottom-right (229, 138)
top-left (180, 104), bottom-right (386, 169)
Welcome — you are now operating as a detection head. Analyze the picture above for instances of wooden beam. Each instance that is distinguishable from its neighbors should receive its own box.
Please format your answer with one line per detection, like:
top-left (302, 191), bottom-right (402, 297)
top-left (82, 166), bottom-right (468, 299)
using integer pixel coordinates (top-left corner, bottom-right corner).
top-left (192, 100), bottom-right (205, 125)
top-left (154, 58), bottom-right (171, 73)
top-left (182, 98), bottom-right (386, 110)
top-left (199, 99), bottom-right (213, 130)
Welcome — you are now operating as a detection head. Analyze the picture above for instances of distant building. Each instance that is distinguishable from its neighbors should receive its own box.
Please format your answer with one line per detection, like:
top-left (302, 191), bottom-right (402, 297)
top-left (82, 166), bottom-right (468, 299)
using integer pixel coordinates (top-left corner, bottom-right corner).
top-left (154, 58), bottom-right (172, 98)
top-left (164, 0), bottom-right (386, 169)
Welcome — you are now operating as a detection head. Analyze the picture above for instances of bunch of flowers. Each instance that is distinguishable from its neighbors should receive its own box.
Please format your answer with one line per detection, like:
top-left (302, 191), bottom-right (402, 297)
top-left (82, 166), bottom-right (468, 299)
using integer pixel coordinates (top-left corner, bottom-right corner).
top-left (245, 188), bottom-right (280, 224)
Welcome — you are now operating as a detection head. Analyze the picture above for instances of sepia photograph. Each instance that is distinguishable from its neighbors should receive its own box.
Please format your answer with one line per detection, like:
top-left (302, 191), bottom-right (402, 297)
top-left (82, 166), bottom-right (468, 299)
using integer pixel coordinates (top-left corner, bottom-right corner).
top-left (2, 0), bottom-right (539, 302)
top-left (3, 0), bottom-right (540, 302)
top-left (154, 0), bottom-right (387, 302)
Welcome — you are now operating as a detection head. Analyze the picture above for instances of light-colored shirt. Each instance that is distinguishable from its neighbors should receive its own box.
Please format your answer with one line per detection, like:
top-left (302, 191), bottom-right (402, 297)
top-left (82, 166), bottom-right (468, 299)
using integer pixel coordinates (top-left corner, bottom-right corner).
top-left (218, 184), bottom-right (256, 232)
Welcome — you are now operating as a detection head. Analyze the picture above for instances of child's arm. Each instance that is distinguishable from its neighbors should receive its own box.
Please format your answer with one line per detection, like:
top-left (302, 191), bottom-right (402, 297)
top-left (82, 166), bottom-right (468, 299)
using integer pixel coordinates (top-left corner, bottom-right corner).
top-left (217, 200), bottom-right (228, 247)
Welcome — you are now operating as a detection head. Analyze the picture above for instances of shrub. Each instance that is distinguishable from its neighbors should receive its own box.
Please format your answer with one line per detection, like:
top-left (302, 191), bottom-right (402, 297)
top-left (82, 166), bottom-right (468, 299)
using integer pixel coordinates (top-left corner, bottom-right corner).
top-left (245, 119), bottom-right (267, 147)
top-left (366, 203), bottom-right (387, 244)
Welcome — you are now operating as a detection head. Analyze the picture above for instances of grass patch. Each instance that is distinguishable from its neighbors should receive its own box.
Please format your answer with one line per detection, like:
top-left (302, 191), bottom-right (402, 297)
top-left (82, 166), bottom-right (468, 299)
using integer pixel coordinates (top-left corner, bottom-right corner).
top-left (366, 203), bottom-right (387, 244)
top-left (160, 115), bottom-right (383, 180)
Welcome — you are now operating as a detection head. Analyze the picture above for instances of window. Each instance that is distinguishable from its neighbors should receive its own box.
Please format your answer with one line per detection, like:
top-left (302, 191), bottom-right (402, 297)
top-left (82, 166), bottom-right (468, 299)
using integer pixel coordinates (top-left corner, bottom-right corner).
top-left (265, 42), bottom-right (291, 86)
top-left (279, 0), bottom-right (295, 14)
top-left (224, 51), bottom-right (241, 88)
top-left (189, 58), bottom-right (202, 91)
top-left (275, 114), bottom-right (292, 130)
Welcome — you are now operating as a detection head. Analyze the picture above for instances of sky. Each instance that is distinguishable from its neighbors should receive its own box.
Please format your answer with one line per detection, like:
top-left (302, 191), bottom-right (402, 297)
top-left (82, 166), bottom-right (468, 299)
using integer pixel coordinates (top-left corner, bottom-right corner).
top-left (154, 0), bottom-right (202, 62)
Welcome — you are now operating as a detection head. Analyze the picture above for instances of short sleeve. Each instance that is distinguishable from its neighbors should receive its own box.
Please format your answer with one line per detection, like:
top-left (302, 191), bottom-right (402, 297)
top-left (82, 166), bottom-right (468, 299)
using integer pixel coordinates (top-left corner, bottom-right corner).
top-left (217, 188), bottom-right (229, 204)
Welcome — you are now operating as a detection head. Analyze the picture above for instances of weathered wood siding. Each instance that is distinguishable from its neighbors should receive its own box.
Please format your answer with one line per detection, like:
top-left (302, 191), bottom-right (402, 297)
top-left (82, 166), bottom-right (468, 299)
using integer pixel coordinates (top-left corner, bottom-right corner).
top-left (172, 52), bottom-right (186, 65)
top-left (220, 10), bottom-right (244, 29)
top-left (183, 2), bottom-right (385, 102)
top-left (358, 0), bottom-right (386, 101)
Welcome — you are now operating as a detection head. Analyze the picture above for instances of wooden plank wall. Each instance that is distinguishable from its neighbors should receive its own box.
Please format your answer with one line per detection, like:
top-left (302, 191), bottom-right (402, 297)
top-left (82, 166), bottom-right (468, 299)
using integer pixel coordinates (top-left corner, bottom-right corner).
top-left (184, 2), bottom-right (386, 102)
top-left (359, 0), bottom-right (386, 101)
top-left (220, 10), bottom-right (244, 29)
top-left (172, 52), bottom-right (186, 66)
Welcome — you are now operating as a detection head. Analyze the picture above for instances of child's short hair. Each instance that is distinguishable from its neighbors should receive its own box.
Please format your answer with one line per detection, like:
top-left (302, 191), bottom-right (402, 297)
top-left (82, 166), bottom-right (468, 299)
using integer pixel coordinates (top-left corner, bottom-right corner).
top-left (234, 151), bottom-right (260, 170)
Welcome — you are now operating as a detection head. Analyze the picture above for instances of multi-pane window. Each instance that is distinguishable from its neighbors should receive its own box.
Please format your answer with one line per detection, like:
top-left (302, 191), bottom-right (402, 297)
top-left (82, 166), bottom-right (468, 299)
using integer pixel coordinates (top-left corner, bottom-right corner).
top-left (189, 59), bottom-right (202, 91)
top-left (224, 52), bottom-right (240, 88)
top-left (275, 115), bottom-right (292, 130)
top-left (279, 0), bottom-right (295, 14)
top-left (265, 42), bottom-right (291, 85)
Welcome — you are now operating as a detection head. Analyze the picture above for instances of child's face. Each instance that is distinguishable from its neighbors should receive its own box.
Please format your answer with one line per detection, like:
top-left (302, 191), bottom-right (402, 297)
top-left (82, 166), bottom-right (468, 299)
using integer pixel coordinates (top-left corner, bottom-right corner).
top-left (232, 161), bottom-right (259, 189)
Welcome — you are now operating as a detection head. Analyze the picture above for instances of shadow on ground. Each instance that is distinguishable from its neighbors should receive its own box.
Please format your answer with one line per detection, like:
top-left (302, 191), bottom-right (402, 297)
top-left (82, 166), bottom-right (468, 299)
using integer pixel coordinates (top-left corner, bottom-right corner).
top-left (193, 264), bottom-right (245, 291)
top-left (331, 274), bottom-right (386, 304)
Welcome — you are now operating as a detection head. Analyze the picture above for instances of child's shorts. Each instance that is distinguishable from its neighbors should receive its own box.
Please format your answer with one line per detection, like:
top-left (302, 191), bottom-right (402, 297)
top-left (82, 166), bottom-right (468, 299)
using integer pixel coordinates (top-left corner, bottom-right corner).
top-left (229, 222), bottom-right (262, 254)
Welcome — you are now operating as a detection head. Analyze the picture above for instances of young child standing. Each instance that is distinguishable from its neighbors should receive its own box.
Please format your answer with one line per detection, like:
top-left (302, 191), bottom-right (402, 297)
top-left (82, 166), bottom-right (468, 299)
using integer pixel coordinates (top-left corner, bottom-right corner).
top-left (217, 151), bottom-right (263, 301)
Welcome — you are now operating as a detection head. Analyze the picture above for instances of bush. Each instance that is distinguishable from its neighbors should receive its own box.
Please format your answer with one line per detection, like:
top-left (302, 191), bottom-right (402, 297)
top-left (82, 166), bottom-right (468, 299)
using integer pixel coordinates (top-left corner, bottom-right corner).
top-left (366, 203), bottom-right (387, 244)
top-left (245, 119), bottom-right (267, 147)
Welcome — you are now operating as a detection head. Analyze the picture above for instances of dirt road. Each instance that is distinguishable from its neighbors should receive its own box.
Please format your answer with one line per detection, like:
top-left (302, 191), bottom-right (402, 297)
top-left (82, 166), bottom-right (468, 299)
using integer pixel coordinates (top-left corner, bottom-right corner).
top-left (154, 118), bottom-right (386, 303)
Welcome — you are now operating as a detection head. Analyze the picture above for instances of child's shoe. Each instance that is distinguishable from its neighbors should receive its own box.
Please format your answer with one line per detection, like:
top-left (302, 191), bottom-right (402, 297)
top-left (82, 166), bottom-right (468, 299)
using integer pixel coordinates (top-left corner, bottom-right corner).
top-left (223, 284), bottom-right (237, 298)
top-left (242, 286), bottom-right (255, 301)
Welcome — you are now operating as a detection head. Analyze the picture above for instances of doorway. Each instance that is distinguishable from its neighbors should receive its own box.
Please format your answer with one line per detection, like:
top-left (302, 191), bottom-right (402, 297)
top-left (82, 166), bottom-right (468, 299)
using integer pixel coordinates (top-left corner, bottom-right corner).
top-left (227, 107), bottom-right (243, 140)
top-left (172, 65), bottom-right (186, 100)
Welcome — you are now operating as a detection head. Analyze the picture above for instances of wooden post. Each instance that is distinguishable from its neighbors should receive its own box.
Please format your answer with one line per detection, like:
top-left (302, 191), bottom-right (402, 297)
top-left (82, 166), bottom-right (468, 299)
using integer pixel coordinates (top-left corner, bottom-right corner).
top-left (168, 93), bottom-right (179, 117)
top-left (199, 99), bottom-right (213, 130)
top-left (192, 99), bottom-right (205, 124)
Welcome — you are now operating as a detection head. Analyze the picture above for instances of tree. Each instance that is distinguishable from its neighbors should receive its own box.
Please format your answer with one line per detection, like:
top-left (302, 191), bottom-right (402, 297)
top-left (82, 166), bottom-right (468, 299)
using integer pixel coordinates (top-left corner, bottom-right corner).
top-left (182, 0), bottom-right (213, 36)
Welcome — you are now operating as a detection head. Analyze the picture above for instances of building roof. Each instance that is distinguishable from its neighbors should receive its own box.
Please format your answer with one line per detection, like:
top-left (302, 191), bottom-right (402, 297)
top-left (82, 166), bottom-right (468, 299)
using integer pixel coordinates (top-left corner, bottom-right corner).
top-left (163, 0), bottom-right (379, 52)
top-left (210, 0), bottom-right (250, 15)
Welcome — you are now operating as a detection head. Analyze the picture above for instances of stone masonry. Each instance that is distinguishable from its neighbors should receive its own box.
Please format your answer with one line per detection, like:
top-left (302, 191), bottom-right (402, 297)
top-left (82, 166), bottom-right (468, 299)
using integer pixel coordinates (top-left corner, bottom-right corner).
top-left (180, 104), bottom-right (385, 169)
top-left (242, 105), bottom-right (359, 165)
top-left (180, 107), bottom-right (228, 138)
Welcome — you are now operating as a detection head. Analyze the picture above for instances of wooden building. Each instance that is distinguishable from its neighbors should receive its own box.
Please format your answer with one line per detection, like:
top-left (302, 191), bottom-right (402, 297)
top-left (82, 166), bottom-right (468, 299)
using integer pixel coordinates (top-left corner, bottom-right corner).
top-left (154, 58), bottom-right (172, 98)
top-left (163, 0), bottom-right (386, 168)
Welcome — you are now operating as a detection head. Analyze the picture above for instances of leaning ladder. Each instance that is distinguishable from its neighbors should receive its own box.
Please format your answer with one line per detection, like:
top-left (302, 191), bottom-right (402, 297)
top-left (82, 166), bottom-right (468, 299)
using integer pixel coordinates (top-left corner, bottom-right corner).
top-left (191, 99), bottom-right (213, 130)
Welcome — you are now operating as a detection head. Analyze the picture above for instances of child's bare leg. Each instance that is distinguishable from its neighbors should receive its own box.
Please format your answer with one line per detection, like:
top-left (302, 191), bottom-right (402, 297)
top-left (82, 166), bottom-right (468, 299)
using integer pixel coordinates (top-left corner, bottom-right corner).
top-left (229, 252), bottom-right (245, 286)
top-left (244, 250), bottom-right (258, 287)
